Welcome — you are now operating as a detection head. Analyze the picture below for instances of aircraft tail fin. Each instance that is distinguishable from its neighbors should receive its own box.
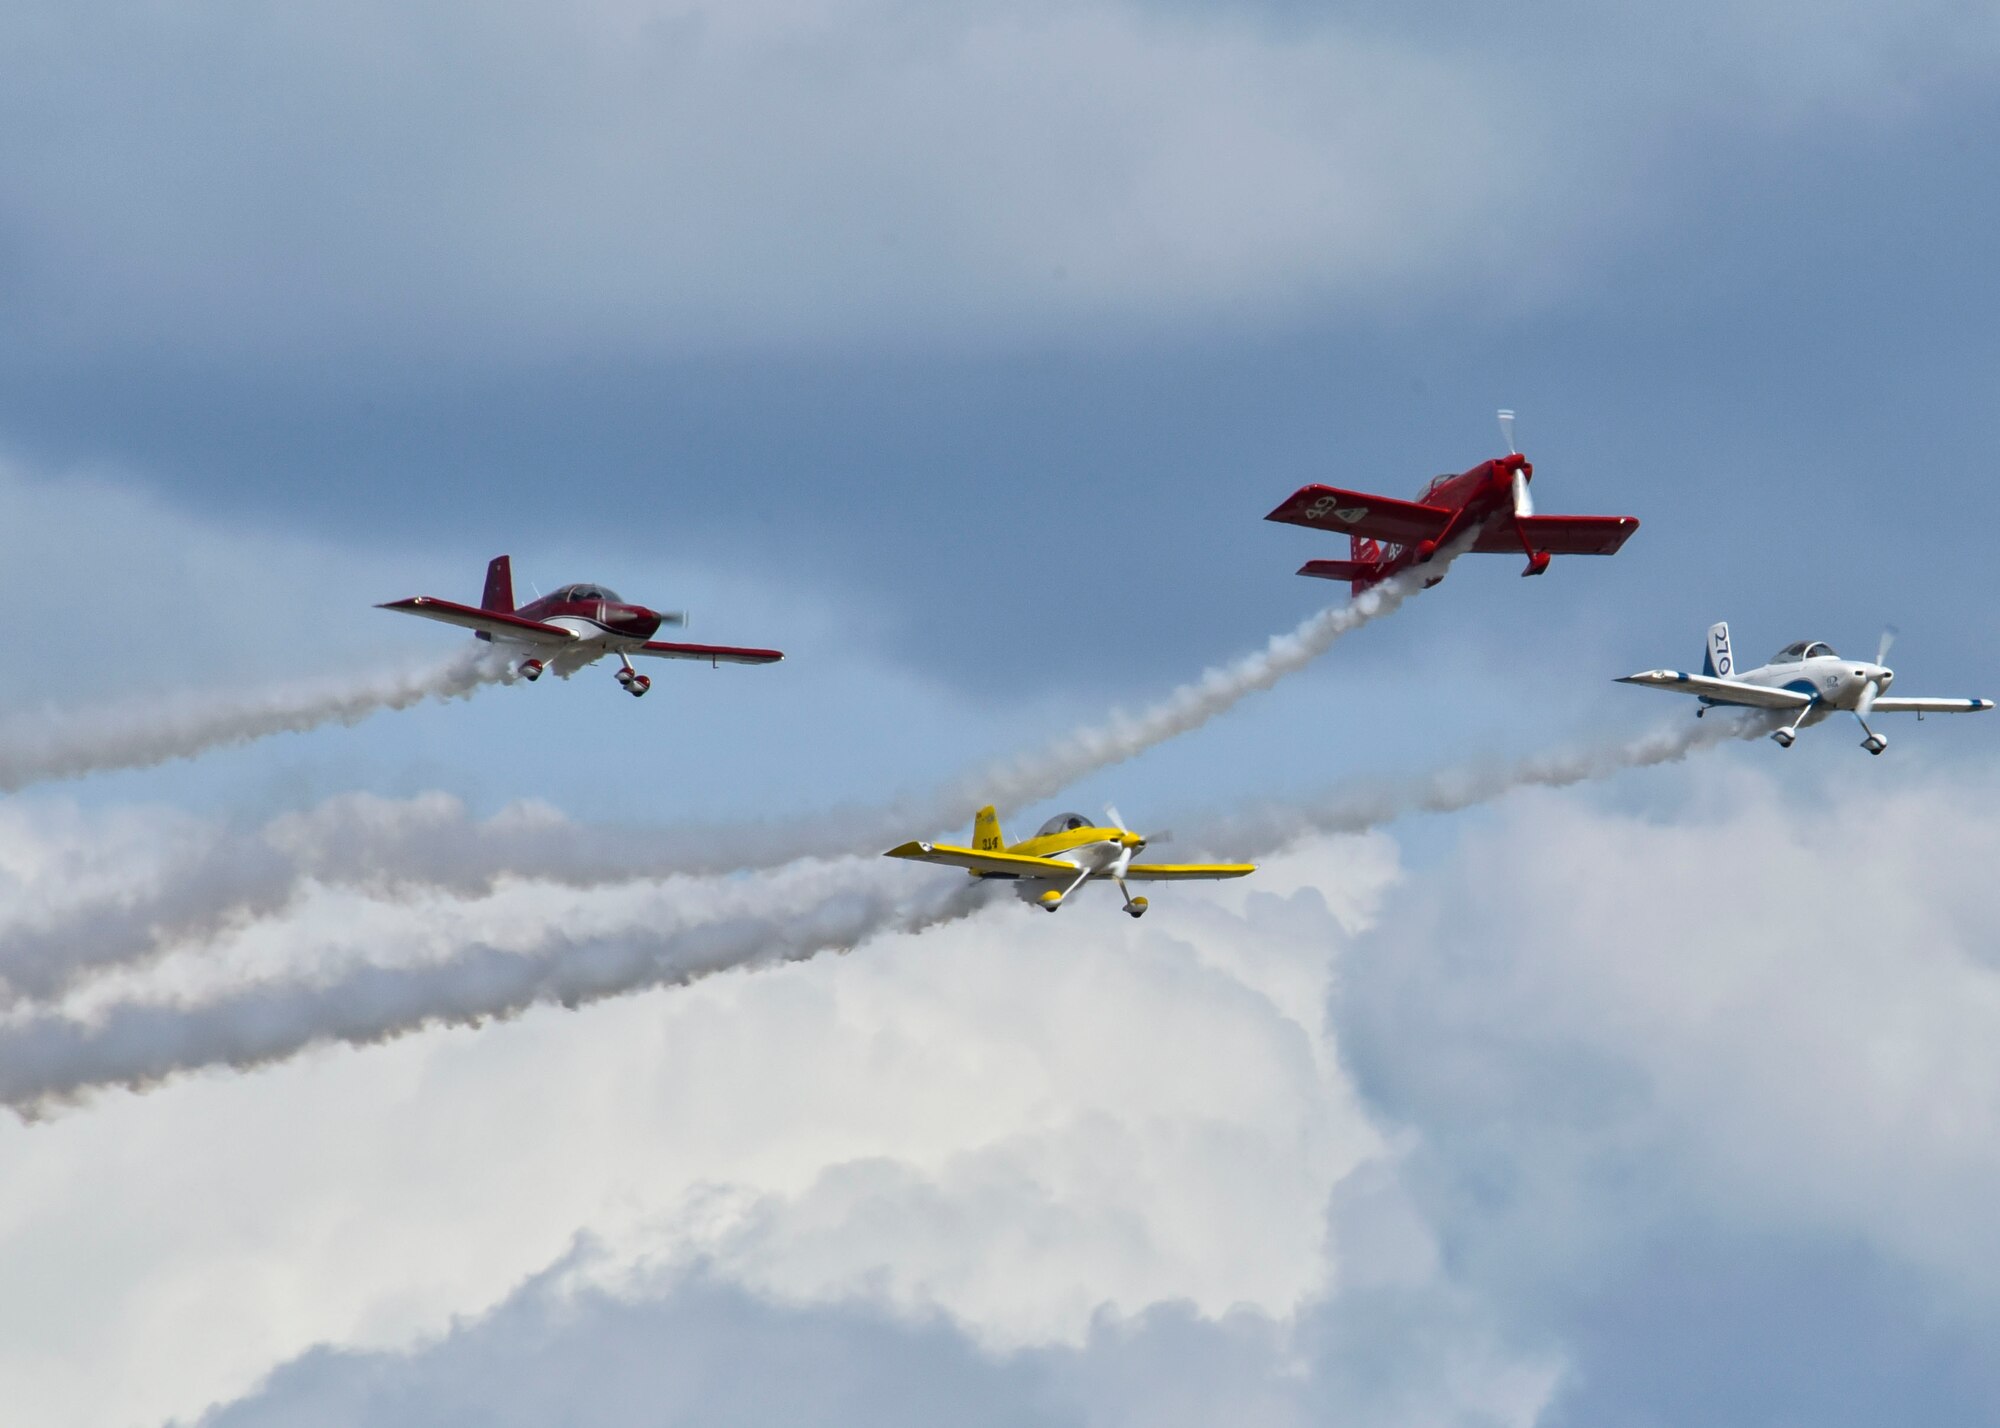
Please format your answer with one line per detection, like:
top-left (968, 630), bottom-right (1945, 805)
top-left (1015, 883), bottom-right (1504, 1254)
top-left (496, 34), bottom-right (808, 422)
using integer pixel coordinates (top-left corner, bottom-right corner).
top-left (1702, 621), bottom-right (1734, 678)
top-left (973, 805), bottom-right (1006, 852)
top-left (482, 556), bottom-right (515, 615)
top-left (1350, 535), bottom-right (1384, 597)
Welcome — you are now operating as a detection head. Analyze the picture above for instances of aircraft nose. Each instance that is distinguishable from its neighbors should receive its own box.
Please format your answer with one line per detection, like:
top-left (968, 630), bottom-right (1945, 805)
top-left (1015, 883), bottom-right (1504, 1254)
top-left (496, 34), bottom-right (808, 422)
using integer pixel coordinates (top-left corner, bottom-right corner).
top-left (610, 603), bottom-right (664, 636)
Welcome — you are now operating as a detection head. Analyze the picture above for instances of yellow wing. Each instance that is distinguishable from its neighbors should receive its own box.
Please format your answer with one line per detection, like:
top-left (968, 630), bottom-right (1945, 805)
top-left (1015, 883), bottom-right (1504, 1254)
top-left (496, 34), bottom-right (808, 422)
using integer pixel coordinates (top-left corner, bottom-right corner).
top-left (1124, 862), bottom-right (1256, 881)
top-left (884, 841), bottom-right (1076, 878)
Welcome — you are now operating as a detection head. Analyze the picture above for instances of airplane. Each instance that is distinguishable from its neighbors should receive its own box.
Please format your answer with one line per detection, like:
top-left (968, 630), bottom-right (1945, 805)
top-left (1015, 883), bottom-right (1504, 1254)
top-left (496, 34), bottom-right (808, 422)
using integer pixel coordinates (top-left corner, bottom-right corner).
top-left (380, 555), bottom-right (782, 696)
top-left (1618, 622), bottom-right (1992, 754)
top-left (885, 805), bottom-right (1253, 916)
top-left (1264, 411), bottom-right (1640, 595)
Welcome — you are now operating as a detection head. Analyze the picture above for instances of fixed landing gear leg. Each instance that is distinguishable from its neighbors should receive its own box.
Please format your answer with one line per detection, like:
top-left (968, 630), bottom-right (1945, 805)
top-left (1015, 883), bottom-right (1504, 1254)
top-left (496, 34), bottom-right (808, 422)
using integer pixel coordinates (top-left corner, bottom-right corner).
top-left (1772, 706), bottom-right (1811, 748)
top-left (1855, 711), bottom-right (1887, 756)
top-left (1114, 876), bottom-right (1149, 919)
top-left (614, 653), bottom-right (652, 698)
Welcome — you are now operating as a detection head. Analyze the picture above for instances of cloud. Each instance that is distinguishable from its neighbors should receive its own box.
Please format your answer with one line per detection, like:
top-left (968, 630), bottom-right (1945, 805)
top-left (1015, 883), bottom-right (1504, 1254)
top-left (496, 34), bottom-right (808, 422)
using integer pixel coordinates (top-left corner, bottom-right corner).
top-left (0, 834), bottom-right (1461, 1428)
top-left (1331, 762), bottom-right (2000, 1419)
top-left (5, 0), bottom-right (1994, 364)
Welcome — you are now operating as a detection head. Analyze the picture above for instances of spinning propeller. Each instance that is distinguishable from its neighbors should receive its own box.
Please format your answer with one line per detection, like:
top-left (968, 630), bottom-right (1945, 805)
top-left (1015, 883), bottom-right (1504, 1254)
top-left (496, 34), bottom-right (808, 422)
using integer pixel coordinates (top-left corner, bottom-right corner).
top-left (1856, 625), bottom-right (1899, 718)
top-left (1103, 806), bottom-right (1169, 849)
top-left (1498, 408), bottom-right (1533, 517)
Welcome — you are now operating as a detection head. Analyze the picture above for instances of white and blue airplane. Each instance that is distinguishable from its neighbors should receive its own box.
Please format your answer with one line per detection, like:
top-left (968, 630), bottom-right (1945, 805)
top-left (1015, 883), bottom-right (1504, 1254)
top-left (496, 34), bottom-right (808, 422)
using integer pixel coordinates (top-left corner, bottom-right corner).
top-left (1619, 623), bottom-right (1992, 754)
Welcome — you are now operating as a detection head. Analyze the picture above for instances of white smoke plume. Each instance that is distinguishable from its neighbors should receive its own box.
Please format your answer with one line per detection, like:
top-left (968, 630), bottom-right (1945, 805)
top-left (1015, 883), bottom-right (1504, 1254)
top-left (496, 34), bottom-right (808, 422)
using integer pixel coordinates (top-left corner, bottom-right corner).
top-left (1, 559), bottom-right (1461, 1009)
top-left (0, 794), bottom-right (675, 1008)
top-left (648, 543), bottom-right (1471, 870)
top-left (1193, 710), bottom-right (1775, 858)
top-left (0, 716), bottom-right (1768, 1104)
top-left (0, 644), bottom-right (512, 794)
top-left (0, 860), bottom-right (992, 1115)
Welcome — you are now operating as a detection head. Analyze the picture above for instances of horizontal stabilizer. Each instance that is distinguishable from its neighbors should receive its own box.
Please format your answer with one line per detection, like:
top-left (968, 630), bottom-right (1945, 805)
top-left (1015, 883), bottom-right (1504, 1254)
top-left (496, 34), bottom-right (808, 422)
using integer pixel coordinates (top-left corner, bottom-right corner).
top-left (1296, 559), bottom-right (1385, 582)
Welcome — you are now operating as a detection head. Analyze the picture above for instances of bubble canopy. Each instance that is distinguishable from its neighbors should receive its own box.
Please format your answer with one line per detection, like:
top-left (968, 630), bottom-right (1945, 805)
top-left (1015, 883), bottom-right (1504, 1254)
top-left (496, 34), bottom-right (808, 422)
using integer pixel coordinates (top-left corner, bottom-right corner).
top-left (1035, 813), bottom-right (1098, 836)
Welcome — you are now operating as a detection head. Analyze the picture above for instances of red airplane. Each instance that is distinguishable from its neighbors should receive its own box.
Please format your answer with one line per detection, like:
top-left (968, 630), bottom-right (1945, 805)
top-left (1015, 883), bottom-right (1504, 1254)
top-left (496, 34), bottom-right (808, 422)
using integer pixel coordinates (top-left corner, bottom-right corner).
top-left (381, 556), bottom-right (782, 697)
top-left (1263, 413), bottom-right (1639, 595)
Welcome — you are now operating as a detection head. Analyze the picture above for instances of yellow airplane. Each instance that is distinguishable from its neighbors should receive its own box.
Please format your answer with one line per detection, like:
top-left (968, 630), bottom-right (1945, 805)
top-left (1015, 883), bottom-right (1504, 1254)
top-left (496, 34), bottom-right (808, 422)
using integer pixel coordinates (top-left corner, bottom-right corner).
top-left (886, 805), bottom-right (1254, 917)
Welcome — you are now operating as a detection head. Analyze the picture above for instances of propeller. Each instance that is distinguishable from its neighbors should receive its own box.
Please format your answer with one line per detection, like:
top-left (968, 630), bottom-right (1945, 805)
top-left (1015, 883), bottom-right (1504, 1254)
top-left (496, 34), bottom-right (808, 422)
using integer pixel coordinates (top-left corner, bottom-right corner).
top-left (1857, 625), bottom-right (1899, 718)
top-left (1499, 408), bottom-right (1533, 517)
top-left (1104, 805), bottom-right (1162, 850)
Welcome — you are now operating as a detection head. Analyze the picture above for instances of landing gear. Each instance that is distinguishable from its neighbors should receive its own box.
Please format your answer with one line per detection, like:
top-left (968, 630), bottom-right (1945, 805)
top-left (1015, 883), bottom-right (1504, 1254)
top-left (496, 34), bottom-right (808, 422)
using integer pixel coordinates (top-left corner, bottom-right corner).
top-left (1520, 550), bottom-right (1551, 578)
top-left (518, 658), bottom-right (545, 682)
top-left (1114, 874), bottom-right (1148, 919)
top-left (615, 655), bottom-right (651, 698)
top-left (1773, 704), bottom-right (1813, 749)
top-left (1861, 733), bottom-right (1888, 756)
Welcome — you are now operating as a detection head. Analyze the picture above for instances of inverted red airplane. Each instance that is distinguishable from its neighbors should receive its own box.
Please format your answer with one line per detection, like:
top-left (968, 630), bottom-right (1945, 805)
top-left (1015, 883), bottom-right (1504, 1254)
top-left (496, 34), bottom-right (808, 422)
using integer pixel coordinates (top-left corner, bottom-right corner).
top-left (1264, 412), bottom-right (1639, 595)
top-left (380, 556), bottom-right (782, 697)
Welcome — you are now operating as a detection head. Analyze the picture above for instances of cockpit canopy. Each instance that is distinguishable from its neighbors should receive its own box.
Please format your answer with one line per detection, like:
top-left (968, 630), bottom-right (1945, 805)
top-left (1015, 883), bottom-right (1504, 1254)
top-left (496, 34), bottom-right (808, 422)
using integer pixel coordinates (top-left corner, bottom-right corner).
top-left (554, 583), bottom-right (622, 604)
top-left (1771, 640), bottom-right (1836, 663)
top-left (1035, 812), bottom-right (1098, 837)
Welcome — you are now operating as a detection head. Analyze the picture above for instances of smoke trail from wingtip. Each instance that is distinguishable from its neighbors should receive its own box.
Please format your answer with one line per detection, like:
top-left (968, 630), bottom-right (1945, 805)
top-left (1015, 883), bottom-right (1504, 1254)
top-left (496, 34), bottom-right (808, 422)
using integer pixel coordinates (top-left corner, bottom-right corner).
top-left (0, 645), bottom-right (513, 794)
top-left (0, 860), bottom-right (994, 1116)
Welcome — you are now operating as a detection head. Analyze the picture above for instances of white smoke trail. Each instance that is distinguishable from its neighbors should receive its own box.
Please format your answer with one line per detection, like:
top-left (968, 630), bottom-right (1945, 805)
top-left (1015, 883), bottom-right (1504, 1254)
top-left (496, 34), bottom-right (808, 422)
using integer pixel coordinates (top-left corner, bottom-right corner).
top-left (0, 793), bottom-right (710, 1008)
top-left (0, 859), bottom-right (992, 1116)
top-left (1193, 710), bottom-right (1774, 858)
top-left (0, 713), bottom-right (1764, 1109)
top-left (638, 543), bottom-right (1470, 870)
top-left (1, 558), bottom-right (1461, 1008)
top-left (0, 644), bottom-right (512, 793)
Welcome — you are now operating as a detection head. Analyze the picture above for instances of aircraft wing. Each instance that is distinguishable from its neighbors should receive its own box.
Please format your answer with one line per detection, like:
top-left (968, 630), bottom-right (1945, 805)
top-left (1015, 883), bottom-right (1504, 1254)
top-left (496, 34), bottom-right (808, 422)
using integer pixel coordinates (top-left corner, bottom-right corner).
top-left (1264, 485), bottom-right (1454, 544)
top-left (1616, 670), bottom-right (1812, 709)
top-left (636, 640), bottom-right (785, 665)
top-left (884, 841), bottom-right (1074, 878)
top-left (1866, 696), bottom-right (1995, 714)
top-left (377, 597), bottom-right (577, 645)
top-left (1470, 514), bottom-right (1641, 555)
top-left (1124, 862), bottom-right (1256, 880)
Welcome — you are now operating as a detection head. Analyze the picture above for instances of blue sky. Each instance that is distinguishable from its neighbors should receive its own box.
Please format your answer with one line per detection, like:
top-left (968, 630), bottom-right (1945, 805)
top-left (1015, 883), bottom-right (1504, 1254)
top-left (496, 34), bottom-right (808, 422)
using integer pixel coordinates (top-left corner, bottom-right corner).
top-left (1, 2), bottom-right (1998, 1424)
